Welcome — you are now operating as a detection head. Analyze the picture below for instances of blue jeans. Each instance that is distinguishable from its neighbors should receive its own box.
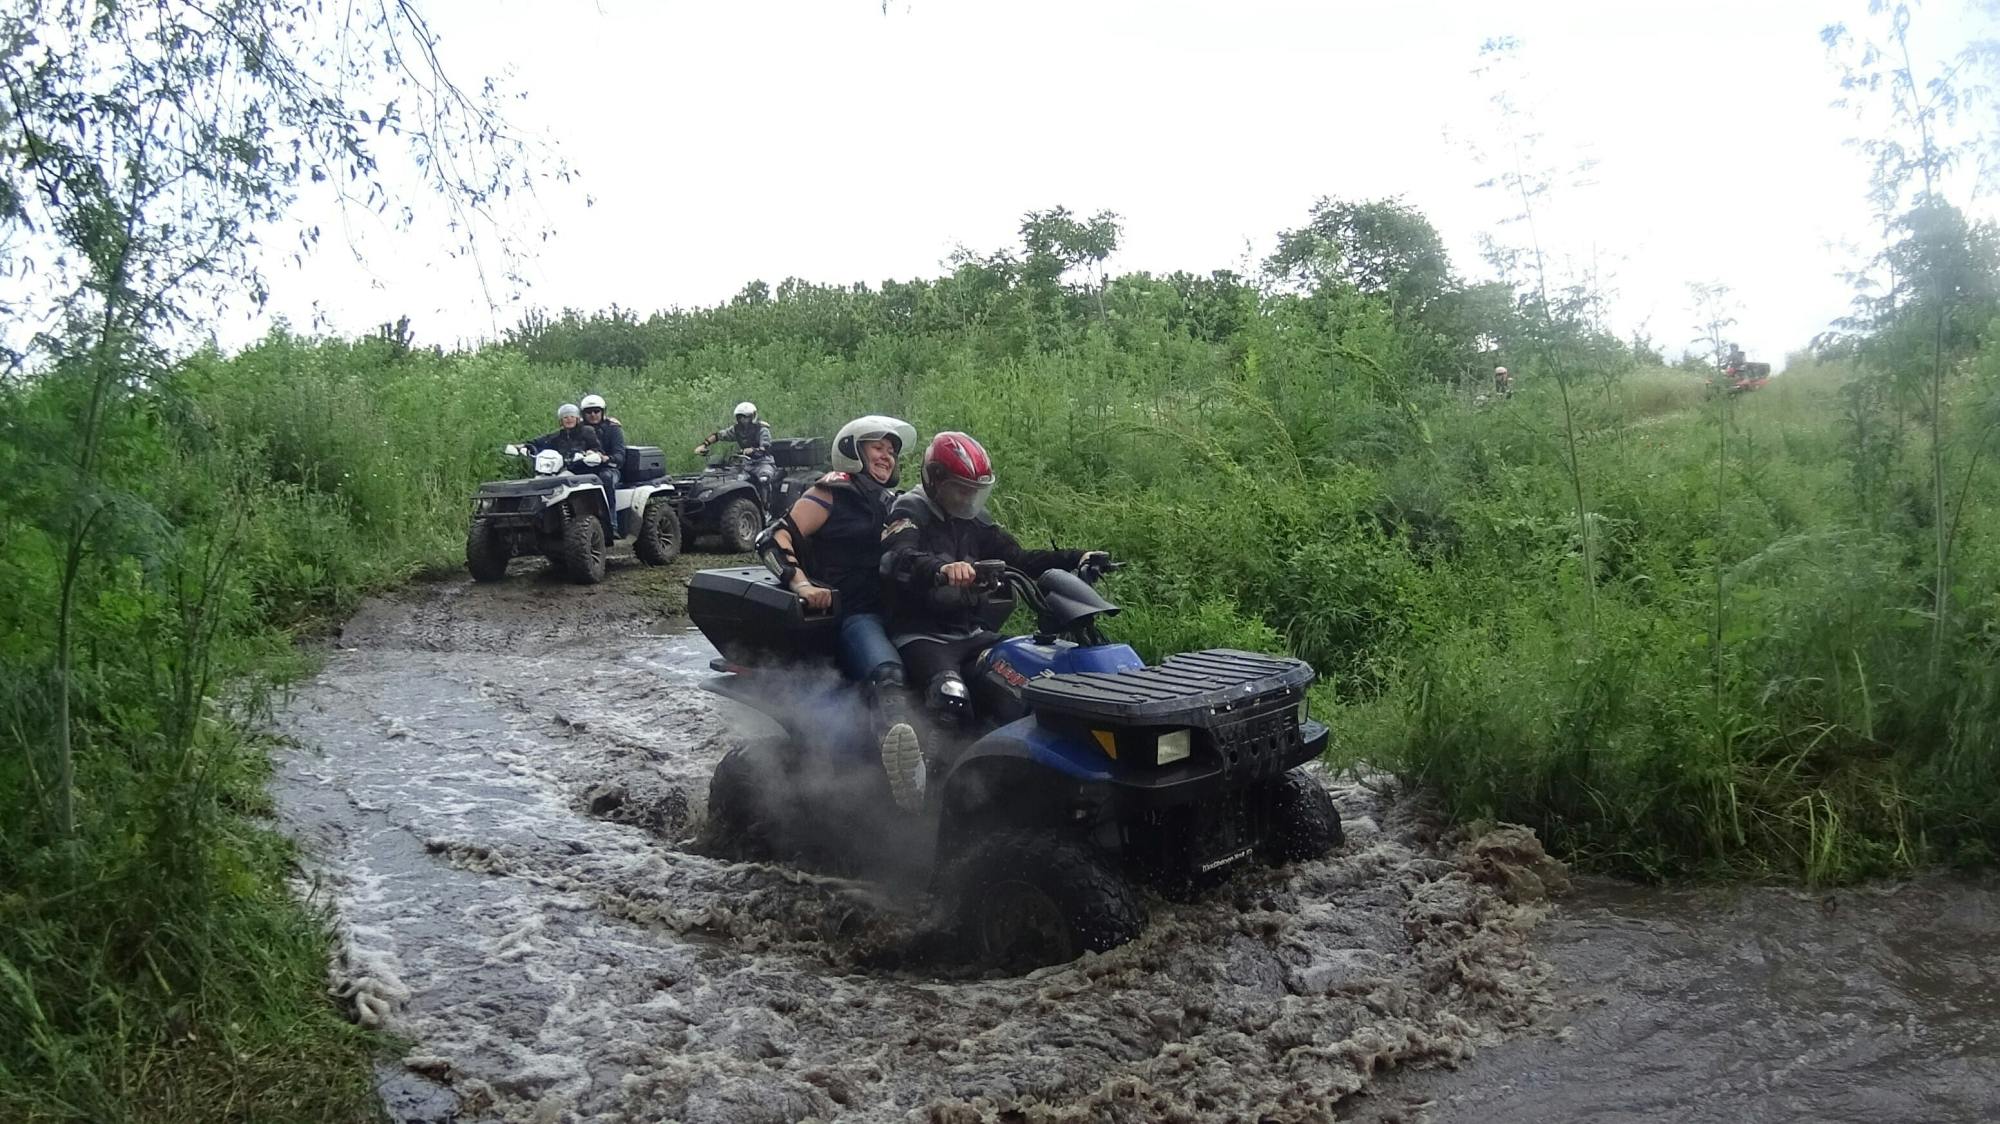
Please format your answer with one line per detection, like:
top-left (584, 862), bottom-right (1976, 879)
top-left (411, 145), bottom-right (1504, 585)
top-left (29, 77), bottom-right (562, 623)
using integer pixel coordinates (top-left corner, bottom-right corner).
top-left (836, 612), bottom-right (902, 682)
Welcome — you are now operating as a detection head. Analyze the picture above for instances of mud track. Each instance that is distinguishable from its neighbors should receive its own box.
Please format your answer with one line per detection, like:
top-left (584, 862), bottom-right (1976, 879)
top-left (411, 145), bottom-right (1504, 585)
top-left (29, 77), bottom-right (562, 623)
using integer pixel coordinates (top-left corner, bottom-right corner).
top-left (271, 555), bottom-right (1567, 1123)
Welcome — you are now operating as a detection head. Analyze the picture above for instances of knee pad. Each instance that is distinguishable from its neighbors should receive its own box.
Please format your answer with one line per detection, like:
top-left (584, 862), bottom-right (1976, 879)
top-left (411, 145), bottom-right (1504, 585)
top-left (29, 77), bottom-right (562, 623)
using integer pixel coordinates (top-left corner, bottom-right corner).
top-left (926, 671), bottom-right (970, 723)
top-left (868, 663), bottom-right (906, 689)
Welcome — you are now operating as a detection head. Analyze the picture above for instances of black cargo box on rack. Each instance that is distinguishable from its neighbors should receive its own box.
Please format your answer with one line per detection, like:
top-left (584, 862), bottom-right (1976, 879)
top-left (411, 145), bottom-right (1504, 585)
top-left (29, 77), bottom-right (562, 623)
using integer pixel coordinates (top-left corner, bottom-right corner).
top-left (688, 566), bottom-right (838, 663)
top-left (622, 445), bottom-right (666, 482)
top-left (768, 436), bottom-right (829, 468)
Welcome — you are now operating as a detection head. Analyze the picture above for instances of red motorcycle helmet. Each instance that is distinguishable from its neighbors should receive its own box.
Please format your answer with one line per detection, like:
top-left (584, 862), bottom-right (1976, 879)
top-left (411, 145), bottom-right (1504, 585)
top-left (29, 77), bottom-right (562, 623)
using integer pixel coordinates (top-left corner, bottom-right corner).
top-left (922, 431), bottom-right (995, 519)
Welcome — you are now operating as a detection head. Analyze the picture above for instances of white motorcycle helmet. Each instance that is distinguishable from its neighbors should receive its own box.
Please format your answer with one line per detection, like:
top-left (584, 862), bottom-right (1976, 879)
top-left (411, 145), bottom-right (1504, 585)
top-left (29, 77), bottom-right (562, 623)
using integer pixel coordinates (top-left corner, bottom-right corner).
top-left (733, 401), bottom-right (758, 422)
top-left (557, 402), bottom-right (581, 420)
top-left (831, 415), bottom-right (918, 476)
top-left (580, 393), bottom-right (607, 412)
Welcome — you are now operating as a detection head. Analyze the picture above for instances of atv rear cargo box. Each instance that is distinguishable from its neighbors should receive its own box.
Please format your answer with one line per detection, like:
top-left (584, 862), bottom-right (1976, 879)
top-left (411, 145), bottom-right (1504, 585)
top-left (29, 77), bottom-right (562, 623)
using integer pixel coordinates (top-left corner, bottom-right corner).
top-left (768, 436), bottom-right (828, 469)
top-left (689, 566), bottom-right (838, 663)
top-left (623, 445), bottom-right (666, 482)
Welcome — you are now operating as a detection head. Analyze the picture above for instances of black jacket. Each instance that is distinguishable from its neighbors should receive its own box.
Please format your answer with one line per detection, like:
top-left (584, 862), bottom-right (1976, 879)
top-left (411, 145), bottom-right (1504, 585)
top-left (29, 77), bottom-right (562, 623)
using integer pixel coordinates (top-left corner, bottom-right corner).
top-left (591, 417), bottom-right (626, 466)
top-left (526, 424), bottom-right (601, 460)
top-left (801, 471), bottom-right (896, 615)
top-left (880, 487), bottom-right (1083, 637)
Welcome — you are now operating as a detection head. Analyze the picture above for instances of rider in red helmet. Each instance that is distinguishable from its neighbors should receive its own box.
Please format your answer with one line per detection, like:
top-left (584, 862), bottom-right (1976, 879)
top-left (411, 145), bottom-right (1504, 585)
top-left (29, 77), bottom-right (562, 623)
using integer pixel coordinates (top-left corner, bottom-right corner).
top-left (878, 431), bottom-right (1107, 810)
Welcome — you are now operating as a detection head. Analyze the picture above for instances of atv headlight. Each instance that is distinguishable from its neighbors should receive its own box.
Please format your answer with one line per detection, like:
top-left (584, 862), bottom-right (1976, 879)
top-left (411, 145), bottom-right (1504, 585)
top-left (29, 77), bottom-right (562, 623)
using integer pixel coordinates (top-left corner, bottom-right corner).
top-left (1297, 694), bottom-right (1309, 725)
top-left (1156, 728), bottom-right (1191, 766)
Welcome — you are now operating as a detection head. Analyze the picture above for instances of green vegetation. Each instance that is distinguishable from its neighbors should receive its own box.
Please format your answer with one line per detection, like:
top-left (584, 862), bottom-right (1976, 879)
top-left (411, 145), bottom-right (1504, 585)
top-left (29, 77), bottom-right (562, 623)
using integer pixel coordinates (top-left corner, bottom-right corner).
top-left (205, 236), bottom-right (1995, 887)
top-left (12, 189), bottom-right (2000, 1124)
top-left (1, 1), bottom-right (541, 1118)
top-left (5, 1), bottom-right (1998, 1120)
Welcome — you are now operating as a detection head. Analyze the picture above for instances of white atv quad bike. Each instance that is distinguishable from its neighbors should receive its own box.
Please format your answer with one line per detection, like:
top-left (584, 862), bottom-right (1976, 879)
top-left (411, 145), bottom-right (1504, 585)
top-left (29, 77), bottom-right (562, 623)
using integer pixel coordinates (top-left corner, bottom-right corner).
top-left (466, 444), bottom-right (680, 584)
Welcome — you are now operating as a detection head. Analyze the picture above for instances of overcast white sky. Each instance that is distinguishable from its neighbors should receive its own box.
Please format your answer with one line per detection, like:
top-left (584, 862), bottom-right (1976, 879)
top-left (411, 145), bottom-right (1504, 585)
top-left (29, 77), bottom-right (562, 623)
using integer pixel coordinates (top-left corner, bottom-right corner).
top-left (248, 0), bottom-right (1999, 367)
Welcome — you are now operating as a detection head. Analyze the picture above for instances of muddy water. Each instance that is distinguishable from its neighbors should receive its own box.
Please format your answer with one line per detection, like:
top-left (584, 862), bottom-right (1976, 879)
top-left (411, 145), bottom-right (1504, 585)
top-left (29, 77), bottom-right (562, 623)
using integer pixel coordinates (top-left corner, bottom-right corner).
top-left (271, 562), bottom-right (1565, 1123)
top-left (273, 562), bottom-right (1999, 1123)
top-left (1362, 873), bottom-right (2000, 1123)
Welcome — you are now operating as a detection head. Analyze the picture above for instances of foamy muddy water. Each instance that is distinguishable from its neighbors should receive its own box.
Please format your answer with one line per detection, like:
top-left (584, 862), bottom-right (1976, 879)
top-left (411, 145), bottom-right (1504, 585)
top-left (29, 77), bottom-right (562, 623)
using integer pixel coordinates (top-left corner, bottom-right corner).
top-left (271, 565), bottom-right (1567, 1123)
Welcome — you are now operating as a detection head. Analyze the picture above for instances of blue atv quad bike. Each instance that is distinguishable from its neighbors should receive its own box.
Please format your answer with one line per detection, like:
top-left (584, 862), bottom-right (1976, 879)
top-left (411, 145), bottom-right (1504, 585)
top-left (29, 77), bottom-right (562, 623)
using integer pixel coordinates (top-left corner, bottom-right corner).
top-left (686, 559), bottom-right (1341, 970)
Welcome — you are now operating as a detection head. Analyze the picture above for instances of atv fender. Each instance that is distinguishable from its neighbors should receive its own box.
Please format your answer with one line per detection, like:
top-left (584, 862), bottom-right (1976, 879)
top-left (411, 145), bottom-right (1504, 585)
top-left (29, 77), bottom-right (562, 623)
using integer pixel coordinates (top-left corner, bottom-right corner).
top-left (621, 481), bottom-right (675, 531)
top-left (624, 482), bottom-right (675, 511)
top-left (953, 718), bottom-right (1114, 783)
top-left (555, 481), bottom-right (613, 535)
top-left (690, 478), bottom-right (757, 506)
top-left (935, 752), bottom-right (1109, 863)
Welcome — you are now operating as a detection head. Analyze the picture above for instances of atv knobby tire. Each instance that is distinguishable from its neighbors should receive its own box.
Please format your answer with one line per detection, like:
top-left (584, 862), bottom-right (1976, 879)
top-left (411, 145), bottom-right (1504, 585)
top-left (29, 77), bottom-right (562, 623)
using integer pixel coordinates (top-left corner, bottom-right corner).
top-left (719, 495), bottom-right (763, 553)
top-left (634, 497), bottom-right (682, 566)
top-left (699, 739), bottom-right (787, 861)
top-left (465, 521), bottom-right (509, 582)
top-left (944, 830), bottom-right (1145, 971)
top-left (1258, 769), bottom-right (1343, 866)
top-left (562, 511), bottom-right (607, 584)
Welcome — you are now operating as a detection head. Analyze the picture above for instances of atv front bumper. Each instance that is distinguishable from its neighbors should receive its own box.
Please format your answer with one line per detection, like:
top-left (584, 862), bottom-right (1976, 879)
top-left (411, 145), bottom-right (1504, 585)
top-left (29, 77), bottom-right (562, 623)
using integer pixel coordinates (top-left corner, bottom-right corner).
top-left (1075, 717), bottom-right (1329, 812)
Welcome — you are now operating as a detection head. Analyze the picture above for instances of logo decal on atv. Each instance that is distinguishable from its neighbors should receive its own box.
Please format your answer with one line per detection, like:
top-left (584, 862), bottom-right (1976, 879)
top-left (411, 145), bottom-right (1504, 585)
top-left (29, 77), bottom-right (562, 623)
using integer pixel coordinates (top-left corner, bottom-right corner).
top-left (1198, 846), bottom-right (1255, 874)
top-left (989, 658), bottom-right (1028, 689)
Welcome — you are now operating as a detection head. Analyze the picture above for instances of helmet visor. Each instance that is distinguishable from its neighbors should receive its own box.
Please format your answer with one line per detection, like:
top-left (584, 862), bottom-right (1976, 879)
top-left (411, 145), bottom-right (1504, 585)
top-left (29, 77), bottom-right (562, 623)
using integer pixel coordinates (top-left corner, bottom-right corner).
top-left (932, 474), bottom-right (993, 519)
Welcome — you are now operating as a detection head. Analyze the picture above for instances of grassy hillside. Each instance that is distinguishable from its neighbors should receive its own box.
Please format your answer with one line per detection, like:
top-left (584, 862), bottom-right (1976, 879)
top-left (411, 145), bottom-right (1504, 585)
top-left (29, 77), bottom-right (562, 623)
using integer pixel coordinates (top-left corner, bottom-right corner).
top-left (7, 224), bottom-right (1999, 1120)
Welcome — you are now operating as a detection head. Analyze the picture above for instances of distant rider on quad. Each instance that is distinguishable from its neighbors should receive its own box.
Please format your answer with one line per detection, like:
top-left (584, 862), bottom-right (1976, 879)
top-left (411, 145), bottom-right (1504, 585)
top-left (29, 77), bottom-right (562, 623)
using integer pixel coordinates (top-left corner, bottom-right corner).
top-left (695, 402), bottom-right (779, 508)
top-left (879, 431), bottom-right (1108, 810)
top-left (755, 415), bottom-right (923, 773)
top-left (1725, 343), bottom-right (1747, 372)
top-left (1494, 365), bottom-right (1512, 397)
top-left (578, 393), bottom-right (624, 539)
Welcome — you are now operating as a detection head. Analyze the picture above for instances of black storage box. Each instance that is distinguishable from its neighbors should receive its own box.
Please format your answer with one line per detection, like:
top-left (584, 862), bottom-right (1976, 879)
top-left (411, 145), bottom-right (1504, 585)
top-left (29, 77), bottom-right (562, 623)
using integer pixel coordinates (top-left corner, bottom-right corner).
top-left (623, 445), bottom-right (666, 482)
top-left (688, 566), bottom-right (838, 664)
top-left (768, 436), bottom-right (828, 469)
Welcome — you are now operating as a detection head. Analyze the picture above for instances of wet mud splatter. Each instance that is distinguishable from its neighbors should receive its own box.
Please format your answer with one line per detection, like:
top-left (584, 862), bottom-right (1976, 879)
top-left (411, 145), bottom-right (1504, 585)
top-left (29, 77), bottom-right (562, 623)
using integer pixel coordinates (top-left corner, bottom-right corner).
top-left (272, 563), bottom-right (1565, 1122)
top-left (276, 563), bottom-right (1999, 1123)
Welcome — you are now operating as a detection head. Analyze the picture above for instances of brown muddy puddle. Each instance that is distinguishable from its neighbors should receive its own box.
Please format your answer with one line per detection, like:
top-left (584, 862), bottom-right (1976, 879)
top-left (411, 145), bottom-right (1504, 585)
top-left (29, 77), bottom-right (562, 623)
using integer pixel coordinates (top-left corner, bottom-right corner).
top-left (270, 560), bottom-right (1996, 1123)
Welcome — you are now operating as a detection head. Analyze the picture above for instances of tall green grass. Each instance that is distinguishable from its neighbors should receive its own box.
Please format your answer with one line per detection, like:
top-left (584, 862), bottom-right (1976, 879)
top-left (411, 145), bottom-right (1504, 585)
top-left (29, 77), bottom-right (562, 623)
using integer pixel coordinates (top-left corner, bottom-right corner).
top-left (6, 264), bottom-right (1999, 1121)
top-left (183, 325), bottom-right (2000, 880)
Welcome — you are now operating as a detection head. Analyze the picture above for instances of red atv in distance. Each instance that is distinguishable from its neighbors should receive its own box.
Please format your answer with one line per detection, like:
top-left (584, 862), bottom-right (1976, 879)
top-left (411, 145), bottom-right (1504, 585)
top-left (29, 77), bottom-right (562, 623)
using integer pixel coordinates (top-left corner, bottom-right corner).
top-left (1708, 360), bottom-right (1772, 396)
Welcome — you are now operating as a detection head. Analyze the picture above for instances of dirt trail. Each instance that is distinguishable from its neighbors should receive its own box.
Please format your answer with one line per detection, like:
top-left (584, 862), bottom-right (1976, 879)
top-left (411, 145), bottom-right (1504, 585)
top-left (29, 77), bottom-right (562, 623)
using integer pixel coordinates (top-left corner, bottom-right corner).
top-left (271, 555), bottom-right (1566, 1123)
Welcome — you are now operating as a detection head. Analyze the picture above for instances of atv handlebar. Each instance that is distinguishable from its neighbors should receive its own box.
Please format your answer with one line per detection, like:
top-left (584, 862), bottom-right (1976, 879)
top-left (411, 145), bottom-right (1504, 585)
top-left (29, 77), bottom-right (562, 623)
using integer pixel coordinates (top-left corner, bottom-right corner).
top-left (935, 556), bottom-right (1121, 592)
top-left (934, 559), bottom-right (1011, 589)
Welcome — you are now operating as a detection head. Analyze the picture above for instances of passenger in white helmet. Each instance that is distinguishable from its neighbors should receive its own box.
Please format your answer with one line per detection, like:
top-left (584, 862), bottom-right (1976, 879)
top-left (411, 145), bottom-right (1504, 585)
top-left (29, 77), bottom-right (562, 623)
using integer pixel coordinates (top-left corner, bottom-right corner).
top-left (519, 402), bottom-right (602, 461)
top-left (756, 415), bottom-right (923, 773)
top-left (577, 393), bottom-right (624, 538)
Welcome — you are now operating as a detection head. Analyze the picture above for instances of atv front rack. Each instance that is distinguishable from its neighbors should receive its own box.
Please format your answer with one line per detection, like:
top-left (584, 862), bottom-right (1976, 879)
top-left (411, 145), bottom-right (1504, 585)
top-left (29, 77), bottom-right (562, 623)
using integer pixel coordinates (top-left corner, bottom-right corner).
top-left (1021, 649), bottom-right (1315, 781)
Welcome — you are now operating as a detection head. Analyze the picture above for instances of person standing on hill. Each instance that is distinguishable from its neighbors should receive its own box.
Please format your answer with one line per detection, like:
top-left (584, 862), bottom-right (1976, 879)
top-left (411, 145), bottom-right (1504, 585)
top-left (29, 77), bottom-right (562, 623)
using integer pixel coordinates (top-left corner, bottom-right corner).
top-left (579, 393), bottom-right (624, 539)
